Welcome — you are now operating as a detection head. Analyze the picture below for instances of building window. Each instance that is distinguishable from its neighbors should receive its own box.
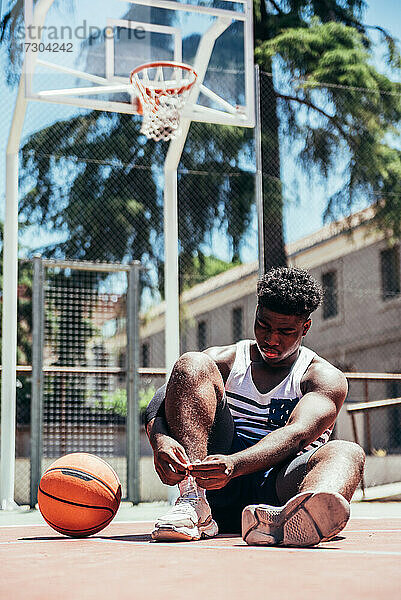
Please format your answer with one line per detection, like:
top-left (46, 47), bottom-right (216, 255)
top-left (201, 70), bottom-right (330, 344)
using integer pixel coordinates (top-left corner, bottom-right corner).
top-left (197, 321), bottom-right (207, 351)
top-left (381, 247), bottom-right (400, 301)
top-left (232, 307), bottom-right (243, 342)
top-left (322, 271), bottom-right (338, 319)
top-left (387, 382), bottom-right (401, 449)
top-left (141, 342), bottom-right (150, 368)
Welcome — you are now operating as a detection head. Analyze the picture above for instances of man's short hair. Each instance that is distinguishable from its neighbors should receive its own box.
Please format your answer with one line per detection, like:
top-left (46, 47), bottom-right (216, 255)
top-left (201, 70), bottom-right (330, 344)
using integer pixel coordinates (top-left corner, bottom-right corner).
top-left (257, 267), bottom-right (323, 318)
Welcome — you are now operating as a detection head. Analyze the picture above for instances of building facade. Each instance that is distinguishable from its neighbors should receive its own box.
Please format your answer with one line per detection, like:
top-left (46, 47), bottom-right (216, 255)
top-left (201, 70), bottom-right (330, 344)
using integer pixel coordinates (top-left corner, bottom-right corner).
top-left (140, 208), bottom-right (401, 454)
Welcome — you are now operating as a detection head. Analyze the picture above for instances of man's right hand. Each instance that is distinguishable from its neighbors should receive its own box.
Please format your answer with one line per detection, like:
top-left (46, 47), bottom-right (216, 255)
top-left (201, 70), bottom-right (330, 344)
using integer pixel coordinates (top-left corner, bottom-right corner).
top-left (151, 434), bottom-right (190, 486)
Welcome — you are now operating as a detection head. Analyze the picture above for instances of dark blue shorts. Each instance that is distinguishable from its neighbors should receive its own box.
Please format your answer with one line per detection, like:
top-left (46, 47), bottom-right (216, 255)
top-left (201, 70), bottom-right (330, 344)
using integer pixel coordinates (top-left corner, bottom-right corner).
top-left (205, 395), bottom-right (322, 533)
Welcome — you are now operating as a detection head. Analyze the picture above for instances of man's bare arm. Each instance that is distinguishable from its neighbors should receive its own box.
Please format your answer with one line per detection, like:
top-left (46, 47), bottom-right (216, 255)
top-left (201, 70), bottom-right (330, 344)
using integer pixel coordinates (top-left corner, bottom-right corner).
top-left (190, 362), bottom-right (348, 488)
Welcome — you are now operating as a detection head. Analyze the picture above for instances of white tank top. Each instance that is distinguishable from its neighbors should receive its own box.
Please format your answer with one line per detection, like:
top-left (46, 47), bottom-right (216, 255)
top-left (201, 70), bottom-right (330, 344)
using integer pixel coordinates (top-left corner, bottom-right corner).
top-left (225, 340), bottom-right (332, 453)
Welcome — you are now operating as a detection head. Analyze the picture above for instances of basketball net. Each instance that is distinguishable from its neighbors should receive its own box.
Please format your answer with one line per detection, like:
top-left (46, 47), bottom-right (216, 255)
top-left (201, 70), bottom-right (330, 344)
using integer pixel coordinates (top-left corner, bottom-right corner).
top-left (130, 62), bottom-right (198, 142)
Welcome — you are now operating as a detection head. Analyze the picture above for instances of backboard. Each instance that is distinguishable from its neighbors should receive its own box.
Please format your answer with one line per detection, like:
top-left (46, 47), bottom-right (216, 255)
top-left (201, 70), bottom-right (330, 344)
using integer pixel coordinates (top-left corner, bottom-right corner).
top-left (24, 0), bottom-right (255, 127)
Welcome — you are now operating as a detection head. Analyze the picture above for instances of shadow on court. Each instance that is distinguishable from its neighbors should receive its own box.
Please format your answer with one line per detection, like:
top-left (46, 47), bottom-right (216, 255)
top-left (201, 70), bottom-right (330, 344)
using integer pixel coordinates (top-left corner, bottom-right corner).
top-left (2, 517), bottom-right (401, 600)
top-left (99, 532), bottom-right (241, 542)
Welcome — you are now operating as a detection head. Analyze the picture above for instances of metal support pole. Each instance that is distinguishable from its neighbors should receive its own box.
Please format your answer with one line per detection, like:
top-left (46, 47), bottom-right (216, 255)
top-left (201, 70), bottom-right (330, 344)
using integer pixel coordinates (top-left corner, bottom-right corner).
top-left (30, 256), bottom-right (44, 508)
top-left (1, 88), bottom-right (27, 511)
top-left (126, 262), bottom-right (141, 504)
top-left (1, 0), bottom-right (55, 511)
top-left (254, 65), bottom-right (264, 277)
top-left (163, 168), bottom-right (180, 378)
top-left (163, 16), bottom-right (232, 378)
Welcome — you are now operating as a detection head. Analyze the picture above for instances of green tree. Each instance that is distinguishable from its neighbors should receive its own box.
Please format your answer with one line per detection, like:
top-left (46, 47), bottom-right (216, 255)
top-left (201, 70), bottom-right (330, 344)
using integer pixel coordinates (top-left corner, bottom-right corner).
top-left (2, 3), bottom-right (253, 300)
top-left (181, 254), bottom-right (242, 292)
top-left (18, 114), bottom-right (253, 300)
top-left (253, 0), bottom-right (401, 268)
top-left (1, 1), bottom-right (401, 277)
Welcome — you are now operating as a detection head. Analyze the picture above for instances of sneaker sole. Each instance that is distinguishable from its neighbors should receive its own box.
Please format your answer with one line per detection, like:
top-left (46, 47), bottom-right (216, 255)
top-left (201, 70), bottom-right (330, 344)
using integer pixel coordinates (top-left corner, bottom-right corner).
top-left (242, 491), bottom-right (350, 547)
top-left (151, 519), bottom-right (219, 542)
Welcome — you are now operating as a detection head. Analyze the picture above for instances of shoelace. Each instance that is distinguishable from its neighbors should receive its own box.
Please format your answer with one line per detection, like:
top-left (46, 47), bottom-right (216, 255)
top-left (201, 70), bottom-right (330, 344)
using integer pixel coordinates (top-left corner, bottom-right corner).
top-left (174, 495), bottom-right (201, 509)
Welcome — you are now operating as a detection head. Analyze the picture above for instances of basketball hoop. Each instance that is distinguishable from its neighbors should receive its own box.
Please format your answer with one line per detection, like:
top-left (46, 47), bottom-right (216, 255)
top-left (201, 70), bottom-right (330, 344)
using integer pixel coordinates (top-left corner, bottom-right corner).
top-left (130, 61), bottom-right (198, 142)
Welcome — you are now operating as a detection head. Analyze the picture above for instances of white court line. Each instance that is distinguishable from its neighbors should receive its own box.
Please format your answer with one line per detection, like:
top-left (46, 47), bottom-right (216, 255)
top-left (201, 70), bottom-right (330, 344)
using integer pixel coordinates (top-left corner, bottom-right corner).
top-left (351, 516), bottom-right (401, 519)
top-left (83, 538), bottom-right (401, 557)
top-left (0, 520), bottom-right (154, 529)
top-left (346, 529), bottom-right (401, 533)
top-left (1, 537), bottom-right (401, 557)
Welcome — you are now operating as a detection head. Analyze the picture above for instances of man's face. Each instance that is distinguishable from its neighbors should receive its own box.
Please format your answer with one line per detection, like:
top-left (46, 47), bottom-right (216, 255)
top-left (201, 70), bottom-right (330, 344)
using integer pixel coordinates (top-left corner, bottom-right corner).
top-left (254, 305), bottom-right (311, 365)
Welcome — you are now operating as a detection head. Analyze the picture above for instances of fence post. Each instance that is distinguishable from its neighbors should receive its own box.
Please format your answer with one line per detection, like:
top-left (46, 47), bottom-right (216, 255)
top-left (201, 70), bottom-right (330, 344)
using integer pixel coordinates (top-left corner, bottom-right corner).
top-left (254, 64), bottom-right (264, 278)
top-left (30, 255), bottom-right (44, 507)
top-left (126, 262), bottom-right (141, 504)
top-left (364, 379), bottom-right (372, 454)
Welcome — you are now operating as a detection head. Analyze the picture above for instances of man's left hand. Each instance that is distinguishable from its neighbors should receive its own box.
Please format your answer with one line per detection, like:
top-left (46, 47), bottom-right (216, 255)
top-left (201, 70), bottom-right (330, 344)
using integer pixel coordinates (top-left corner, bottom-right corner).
top-left (188, 454), bottom-right (235, 490)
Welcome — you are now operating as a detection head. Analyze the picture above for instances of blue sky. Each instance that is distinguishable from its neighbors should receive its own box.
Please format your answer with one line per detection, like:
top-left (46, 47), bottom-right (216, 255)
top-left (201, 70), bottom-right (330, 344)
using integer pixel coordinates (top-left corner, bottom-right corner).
top-left (281, 0), bottom-right (401, 246)
top-left (0, 0), bottom-right (400, 264)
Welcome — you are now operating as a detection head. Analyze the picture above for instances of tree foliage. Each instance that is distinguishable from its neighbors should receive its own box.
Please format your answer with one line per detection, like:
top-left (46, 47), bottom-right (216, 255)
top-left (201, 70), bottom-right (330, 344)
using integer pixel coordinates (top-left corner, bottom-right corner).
top-left (21, 115), bottom-right (163, 266)
top-left (180, 254), bottom-right (242, 292)
top-left (1, 0), bottom-right (401, 279)
top-left (254, 1), bottom-right (401, 266)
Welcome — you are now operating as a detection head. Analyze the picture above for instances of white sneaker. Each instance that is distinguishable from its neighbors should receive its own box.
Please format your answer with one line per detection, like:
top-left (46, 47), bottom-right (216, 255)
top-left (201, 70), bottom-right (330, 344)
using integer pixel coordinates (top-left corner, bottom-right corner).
top-left (151, 495), bottom-right (219, 542)
top-left (242, 491), bottom-right (350, 547)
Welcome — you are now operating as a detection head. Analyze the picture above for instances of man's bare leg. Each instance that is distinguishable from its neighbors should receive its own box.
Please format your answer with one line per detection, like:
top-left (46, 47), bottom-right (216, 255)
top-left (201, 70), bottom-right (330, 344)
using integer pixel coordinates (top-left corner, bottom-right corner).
top-left (242, 441), bottom-right (365, 547)
top-left (152, 352), bottom-right (225, 542)
top-left (165, 352), bottom-right (225, 462)
top-left (298, 440), bottom-right (365, 501)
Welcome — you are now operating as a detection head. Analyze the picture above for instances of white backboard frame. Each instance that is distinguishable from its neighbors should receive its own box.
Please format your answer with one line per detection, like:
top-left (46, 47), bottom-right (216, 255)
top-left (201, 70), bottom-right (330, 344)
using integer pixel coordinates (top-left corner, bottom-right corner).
top-left (23, 0), bottom-right (255, 127)
top-left (105, 18), bottom-right (182, 81)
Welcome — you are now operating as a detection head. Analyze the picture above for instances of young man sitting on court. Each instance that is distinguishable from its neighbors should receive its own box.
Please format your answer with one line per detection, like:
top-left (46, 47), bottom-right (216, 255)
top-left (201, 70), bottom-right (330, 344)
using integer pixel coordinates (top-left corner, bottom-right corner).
top-left (145, 267), bottom-right (365, 546)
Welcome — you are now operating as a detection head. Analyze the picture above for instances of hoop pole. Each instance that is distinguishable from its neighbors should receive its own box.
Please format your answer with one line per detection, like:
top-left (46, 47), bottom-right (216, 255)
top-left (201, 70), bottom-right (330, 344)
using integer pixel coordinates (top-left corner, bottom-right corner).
top-left (1, 0), bottom-right (55, 511)
top-left (163, 16), bottom-right (232, 377)
top-left (163, 17), bottom-right (232, 504)
top-left (255, 65), bottom-right (264, 278)
top-left (1, 78), bottom-right (27, 511)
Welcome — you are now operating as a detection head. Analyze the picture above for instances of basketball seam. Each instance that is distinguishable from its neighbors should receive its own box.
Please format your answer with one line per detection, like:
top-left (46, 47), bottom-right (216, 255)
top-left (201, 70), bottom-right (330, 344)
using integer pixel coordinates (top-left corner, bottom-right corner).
top-left (38, 485), bottom-right (115, 513)
top-left (43, 467), bottom-right (119, 499)
top-left (43, 514), bottom-right (114, 534)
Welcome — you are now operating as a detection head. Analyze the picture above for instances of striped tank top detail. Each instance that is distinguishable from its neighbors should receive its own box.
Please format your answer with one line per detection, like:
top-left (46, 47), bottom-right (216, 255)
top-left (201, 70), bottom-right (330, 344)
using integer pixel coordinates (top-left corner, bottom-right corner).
top-left (225, 340), bottom-right (332, 453)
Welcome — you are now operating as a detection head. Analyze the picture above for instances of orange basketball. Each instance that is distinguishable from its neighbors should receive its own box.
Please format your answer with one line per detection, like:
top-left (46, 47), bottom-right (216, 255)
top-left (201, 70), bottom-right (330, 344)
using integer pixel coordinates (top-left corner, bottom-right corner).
top-left (38, 453), bottom-right (122, 537)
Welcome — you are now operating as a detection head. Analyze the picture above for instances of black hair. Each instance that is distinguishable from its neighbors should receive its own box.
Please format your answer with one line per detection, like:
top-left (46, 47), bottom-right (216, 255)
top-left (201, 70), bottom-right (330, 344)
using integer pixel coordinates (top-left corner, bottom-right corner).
top-left (256, 267), bottom-right (323, 318)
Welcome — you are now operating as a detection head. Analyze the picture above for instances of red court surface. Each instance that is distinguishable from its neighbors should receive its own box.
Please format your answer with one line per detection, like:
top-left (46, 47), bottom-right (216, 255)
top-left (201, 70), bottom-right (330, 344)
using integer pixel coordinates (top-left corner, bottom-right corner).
top-left (1, 516), bottom-right (401, 600)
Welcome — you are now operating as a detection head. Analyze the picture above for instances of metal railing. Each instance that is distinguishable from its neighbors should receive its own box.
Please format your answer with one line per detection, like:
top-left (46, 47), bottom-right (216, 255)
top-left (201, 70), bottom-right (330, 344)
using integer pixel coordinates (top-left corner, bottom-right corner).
top-left (344, 372), bottom-right (401, 496)
top-left (345, 372), bottom-right (401, 455)
top-left (4, 367), bottom-right (400, 502)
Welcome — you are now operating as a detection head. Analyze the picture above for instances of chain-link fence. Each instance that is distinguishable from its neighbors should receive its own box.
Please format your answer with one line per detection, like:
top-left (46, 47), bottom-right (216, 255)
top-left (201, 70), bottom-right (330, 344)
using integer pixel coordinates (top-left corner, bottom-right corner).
top-left (257, 70), bottom-right (401, 460)
top-left (1, 62), bottom-right (401, 498)
top-left (41, 264), bottom-right (129, 467)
